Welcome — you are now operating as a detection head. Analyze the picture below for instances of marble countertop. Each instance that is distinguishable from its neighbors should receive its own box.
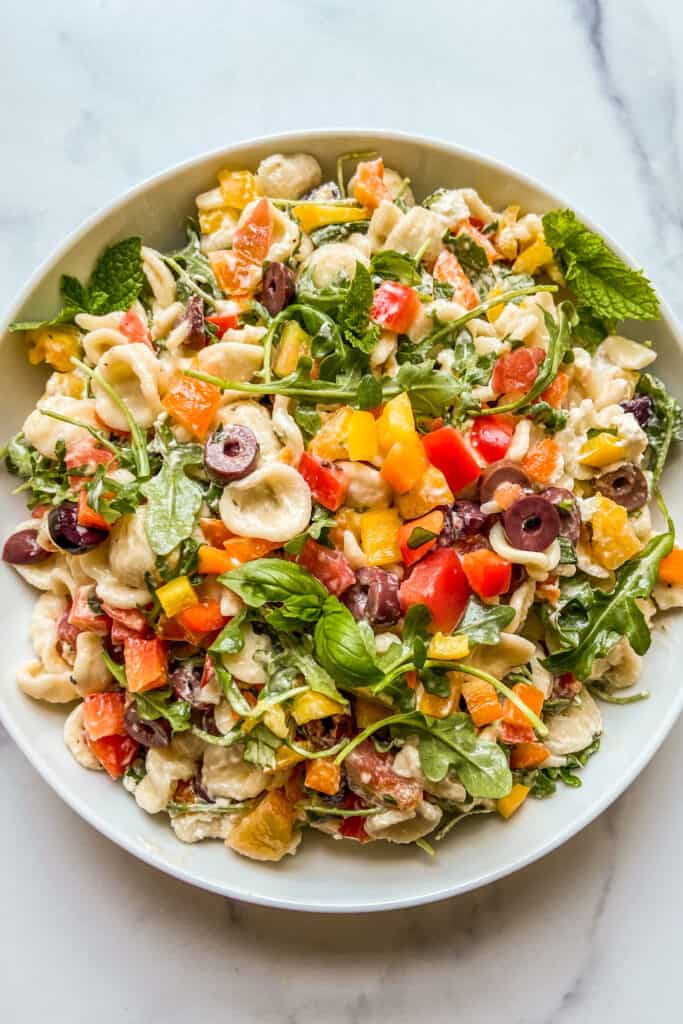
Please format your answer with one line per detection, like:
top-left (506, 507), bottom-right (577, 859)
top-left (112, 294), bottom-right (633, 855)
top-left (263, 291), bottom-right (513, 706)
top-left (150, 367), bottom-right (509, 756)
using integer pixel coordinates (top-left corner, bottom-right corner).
top-left (2, 1), bottom-right (682, 1020)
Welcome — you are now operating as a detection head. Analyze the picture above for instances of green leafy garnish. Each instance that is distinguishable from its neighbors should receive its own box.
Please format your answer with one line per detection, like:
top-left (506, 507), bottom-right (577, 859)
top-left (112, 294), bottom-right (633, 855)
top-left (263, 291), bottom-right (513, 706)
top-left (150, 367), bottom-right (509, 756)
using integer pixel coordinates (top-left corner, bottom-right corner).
top-left (338, 262), bottom-right (378, 352)
top-left (370, 250), bottom-right (423, 286)
top-left (444, 232), bottom-right (489, 279)
top-left (135, 689), bottom-right (192, 733)
top-left (314, 595), bottom-right (382, 688)
top-left (636, 373), bottom-right (683, 482)
top-left (407, 526), bottom-right (438, 549)
top-left (455, 596), bottom-right (516, 646)
top-left (141, 437), bottom-right (204, 556)
top-left (164, 220), bottom-right (221, 305)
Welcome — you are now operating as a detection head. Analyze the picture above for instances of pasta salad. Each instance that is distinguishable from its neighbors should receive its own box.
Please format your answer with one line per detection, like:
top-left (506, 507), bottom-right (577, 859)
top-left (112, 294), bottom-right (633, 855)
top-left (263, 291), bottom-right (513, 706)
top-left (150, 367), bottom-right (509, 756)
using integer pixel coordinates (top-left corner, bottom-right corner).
top-left (3, 150), bottom-right (683, 861)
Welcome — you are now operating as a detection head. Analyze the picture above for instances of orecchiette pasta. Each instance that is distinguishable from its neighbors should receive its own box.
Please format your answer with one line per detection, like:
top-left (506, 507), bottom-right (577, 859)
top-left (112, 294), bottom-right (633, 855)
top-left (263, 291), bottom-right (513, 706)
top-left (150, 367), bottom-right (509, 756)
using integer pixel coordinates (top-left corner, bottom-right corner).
top-left (23, 395), bottom-right (99, 458)
top-left (64, 704), bottom-right (103, 770)
top-left (255, 152), bottom-right (322, 199)
top-left (93, 342), bottom-right (162, 430)
top-left (219, 462), bottom-right (311, 542)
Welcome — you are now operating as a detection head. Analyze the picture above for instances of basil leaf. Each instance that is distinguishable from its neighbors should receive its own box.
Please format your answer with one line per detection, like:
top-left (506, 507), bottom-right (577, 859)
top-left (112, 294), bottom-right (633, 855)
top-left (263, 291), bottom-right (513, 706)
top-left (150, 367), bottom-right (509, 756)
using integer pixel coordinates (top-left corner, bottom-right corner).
top-left (456, 596), bottom-right (515, 646)
top-left (314, 596), bottom-right (382, 687)
top-left (135, 689), bottom-right (192, 733)
top-left (209, 609), bottom-right (247, 655)
top-left (219, 558), bottom-right (327, 609)
top-left (141, 444), bottom-right (204, 556)
top-left (276, 635), bottom-right (347, 705)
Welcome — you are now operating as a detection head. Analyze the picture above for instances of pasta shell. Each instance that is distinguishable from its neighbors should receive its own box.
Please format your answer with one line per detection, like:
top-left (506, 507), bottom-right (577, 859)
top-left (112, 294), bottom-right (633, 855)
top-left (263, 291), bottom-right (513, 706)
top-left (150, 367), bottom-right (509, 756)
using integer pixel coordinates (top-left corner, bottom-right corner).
top-left (219, 462), bottom-right (311, 542)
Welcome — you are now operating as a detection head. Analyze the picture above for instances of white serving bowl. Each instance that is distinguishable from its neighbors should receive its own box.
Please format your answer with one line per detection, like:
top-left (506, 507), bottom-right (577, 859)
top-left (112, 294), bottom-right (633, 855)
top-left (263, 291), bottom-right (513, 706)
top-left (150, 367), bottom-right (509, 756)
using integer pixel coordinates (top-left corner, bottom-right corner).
top-left (1, 131), bottom-right (681, 913)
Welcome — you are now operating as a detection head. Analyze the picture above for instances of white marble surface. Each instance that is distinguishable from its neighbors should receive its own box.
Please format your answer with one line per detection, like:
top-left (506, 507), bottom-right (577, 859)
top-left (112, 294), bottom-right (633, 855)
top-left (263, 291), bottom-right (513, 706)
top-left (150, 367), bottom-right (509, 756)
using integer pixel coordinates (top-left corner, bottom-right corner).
top-left (2, 1), bottom-right (683, 1020)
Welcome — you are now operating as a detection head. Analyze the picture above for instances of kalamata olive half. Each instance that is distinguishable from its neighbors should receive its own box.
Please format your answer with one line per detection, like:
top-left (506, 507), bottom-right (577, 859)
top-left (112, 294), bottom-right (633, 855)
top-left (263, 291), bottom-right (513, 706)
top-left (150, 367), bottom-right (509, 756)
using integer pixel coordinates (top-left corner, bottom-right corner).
top-left (2, 528), bottom-right (52, 565)
top-left (170, 663), bottom-right (211, 710)
top-left (182, 295), bottom-right (206, 347)
top-left (503, 495), bottom-right (561, 552)
top-left (124, 703), bottom-right (171, 749)
top-left (541, 487), bottom-right (581, 542)
top-left (595, 463), bottom-right (649, 511)
top-left (343, 568), bottom-right (401, 626)
top-left (620, 394), bottom-right (654, 428)
top-left (479, 461), bottom-right (532, 505)
top-left (260, 262), bottom-right (296, 316)
top-left (204, 425), bottom-right (259, 483)
top-left (445, 501), bottom-right (492, 542)
top-left (47, 501), bottom-right (108, 554)
top-left (302, 181), bottom-right (341, 201)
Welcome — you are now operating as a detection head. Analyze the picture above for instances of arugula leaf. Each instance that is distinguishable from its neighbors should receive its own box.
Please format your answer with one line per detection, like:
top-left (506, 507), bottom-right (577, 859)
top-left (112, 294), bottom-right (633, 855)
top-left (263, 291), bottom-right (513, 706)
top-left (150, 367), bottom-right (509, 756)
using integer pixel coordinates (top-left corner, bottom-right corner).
top-left (219, 558), bottom-right (327, 608)
top-left (276, 635), bottom-right (347, 705)
top-left (165, 220), bottom-right (222, 304)
top-left (390, 362), bottom-right (460, 418)
top-left (309, 220), bottom-right (370, 246)
top-left (530, 737), bottom-right (600, 796)
top-left (444, 233), bottom-right (489, 279)
top-left (214, 662), bottom-right (253, 717)
top-left (141, 443), bottom-right (204, 556)
top-left (542, 209), bottom-right (659, 321)
top-left (135, 689), bottom-right (192, 732)
top-left (558, 537), bottom-right (577, 565)
top-left (209, 609), bottom-right (247, 655)
top-left (415, 713), bottom-right (512, 798)
top-left (455, 596), bottom-right (515, 646)
top-left (243, 724), bottom-right (282, 769)
top-left (525, 401), bottom-right (568, 432)
top-left (636, 372), bottom-right (683, 482)
top-left (3, 434), bottom-right (74, 509)
top-left (370, 250), bottom-right (422, 286)
top-left (314, 595), bottom-right (382, 687)
top-left (293, 402), bottom-right (321, 442)
top-left (544, 514), bottom-right (674, 679)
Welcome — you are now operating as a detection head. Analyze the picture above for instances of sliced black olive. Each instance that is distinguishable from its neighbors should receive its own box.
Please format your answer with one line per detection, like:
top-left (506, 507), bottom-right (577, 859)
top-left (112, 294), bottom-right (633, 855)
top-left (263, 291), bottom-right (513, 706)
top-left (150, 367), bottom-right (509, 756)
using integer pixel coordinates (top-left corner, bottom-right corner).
top-left (260, 262), bottom-right (296, 316)
top-left (620, 395), bottom-right (654, 428)
top-left (2, 528), bottom-right (52, 565)
top-left (191, 706), bottom-right (220, 735)
top-left (170, 663), bottom-right (211, 710)
top-left (47, 501), bottom-right (108, 554)
top-left (594, 463), bottom-right (648, 511)
top-left (479, 461), bottom-right (532, 505)
top-left (503, 495), bottom-right (561, 551)
top-left (541, 487), bottom-right (581, 542)
top-left (183, 295), bottom-right (206, 347)
top-left (124, 703), bottom-right (171, 749)
top-left (343, 568), bottom-right (401, 626)
top-left (204, 425), bottom-right (259, 483)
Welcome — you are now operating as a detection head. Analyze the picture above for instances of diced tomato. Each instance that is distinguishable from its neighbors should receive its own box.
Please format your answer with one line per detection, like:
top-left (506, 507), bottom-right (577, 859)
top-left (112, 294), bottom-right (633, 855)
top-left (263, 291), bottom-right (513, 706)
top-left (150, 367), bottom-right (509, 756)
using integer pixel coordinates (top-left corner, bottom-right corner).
top-left (344, 740), bottom-right (422, 811)
top-left (233, 197), bottom-right (273, 265)
top-left (454, 220), bottom-right (499, 262)
top-left (338, 799), bottom-right (371, 842)
top-left (462, 549), bottom-right (512, 599)
top-left (82, 691), bottom-right (126, 741)
top-left (422, 425), bottom-right (481, 495)
top-left (432, 250), bottom-right (479, 310)
top-left (68, 585), bottom-right (110, 635)
top-left (77, 488), bottom-right (110, 532)
top-left (297, 538), bottom-right (356, 595)
top-left (352, 157), bottom-right (391, 210)
top-left (88, 733), bottom-right (139, 779)
top-left (298, 452), bottom-right (348, 511)
top-left (398, 509), bottom-right (444, 568)
top-left (206, 314), bottom-right (238, 339)
top-left (499, 721), bottom-right (535, 745)
top-left (176, 600), bottom-right (228, 635)
top-left (123, 636), bottom-right (167, 693)
top-left (491, 347), bottom-right (545, 399)
top-left (399, 547), bottom-right (471, 633)
top-left (469, 415), bottom-right (514, 463)
top-left (31, 504), bottom-right (49, 519)
top-left (119, 310), bottom-right (152, 346)
top-left (370, 282), bottom-right (421, 334)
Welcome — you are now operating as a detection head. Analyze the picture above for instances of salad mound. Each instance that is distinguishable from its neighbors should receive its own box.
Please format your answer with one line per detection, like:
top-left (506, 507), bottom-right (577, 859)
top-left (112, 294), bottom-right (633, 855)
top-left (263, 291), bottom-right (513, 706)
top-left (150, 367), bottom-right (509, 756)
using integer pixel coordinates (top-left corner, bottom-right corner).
top-left (3, 150), bottom-right (682, 861)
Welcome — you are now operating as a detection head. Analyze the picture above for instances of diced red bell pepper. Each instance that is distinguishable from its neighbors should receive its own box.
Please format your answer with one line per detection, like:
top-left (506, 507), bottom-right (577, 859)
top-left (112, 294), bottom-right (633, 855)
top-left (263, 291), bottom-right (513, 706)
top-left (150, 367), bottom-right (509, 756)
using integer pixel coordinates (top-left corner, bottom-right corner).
top-left (176, 600), bottom-right (228, 635)
top-left (370, 282), bottom-right (421, 334)
top-left (298, 452), bottom-right (348, 511)
top-left (119, 310), bottom-right (152, 346)
top-left (491, 346), bottom-right (545, 398)
top-left (57, 608), bottom-right (81, 649)
top-left (206, 314), bottom-right (238, 339)
top-left (88, 733), bottom-right (139, 779)
top-left (422, 425), bottom-right (481, 495)
top-left (398, 509), bottom-right (444, 568)
top-left (499, 721), bottom-right (536, 745)
top-left (68, 585), bottom-right (110, 635)
top-left (82, 691), bottom-right (126, 741)
top-left (338, 797), bottom-right (371, 842)
top-left (200, 655), bottom-right (216, 690)
top-left (454, 220), bottom-right (499, 262)
top-left (399, 547), bottom-right (471, 633)
top-left (461, 548), bottom-right (512, 599)
top-left (77, 488), bottom-right (110, 532)
top-left (66, 438), bottom-right (117, 489)
top-left (469, 415), bottom-right (514, 463)
top-left (297, 537), bottom-right (356, 595)
top-left (123, 636), bottom-right (168, 693)
top-left (432, 250), bottom-right (479, 310)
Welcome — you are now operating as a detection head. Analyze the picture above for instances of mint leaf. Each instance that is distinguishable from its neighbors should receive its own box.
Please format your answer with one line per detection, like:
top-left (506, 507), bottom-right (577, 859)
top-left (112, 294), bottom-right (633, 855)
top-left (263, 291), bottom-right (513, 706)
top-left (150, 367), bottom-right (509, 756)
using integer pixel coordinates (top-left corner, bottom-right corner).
top-left (90, 236), bottom-right (144, 313)
top-left (542, 209), bottom-right (659, 321)
top-left (338, 262), bottom-right (378, 352)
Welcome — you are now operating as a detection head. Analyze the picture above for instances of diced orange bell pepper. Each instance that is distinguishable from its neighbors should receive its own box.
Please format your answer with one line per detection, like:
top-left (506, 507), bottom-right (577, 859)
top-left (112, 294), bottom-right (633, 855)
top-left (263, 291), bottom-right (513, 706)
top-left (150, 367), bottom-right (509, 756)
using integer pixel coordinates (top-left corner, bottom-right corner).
top-left (521, 438), bottom-right (560, 485)
top-left (503, 682), bottom-right (545, 728)
top-left (461, 678), bottom-right (502, 727)
top-left (304, 758), bottom-right (342, 797)
top-left (77, 488), bottom-right (110, 531)
top-left (309, 406), bottom-right (353, 461)
top-left (509, 742), bottom-right (550, 771)
top-left (162, 374), bottom-right (222, 440)
top-left (540, 372), bottom-right (569, 408)
top-left (396, 465), bottom-right (454, 519)
top-left (199, 517), bottom-right (233, 547)
top-left (198, 538), bottom-right (278, 574)
top-left (659, 546), bottom-right (683, 585)
top-left (497, 783), bottom-right (530, 819)
top-left (197, 545), bottom-right (235, 575)
top-left (176, 600), bottom-right (228, 635)
top-left (376, 392), bottom-right (416, 454)
top-left (209, 250), bottom-right (262, 296)
top-left (347, 410), bottom-right (378, 462)
top-left (381, 435), bottom-right (428, 494)
top-left (417, 672), bottom-right (462, 719)
top-left (123, 636), bottom-right (168, 693)
top-left (352, 157), bottom-right (392, 209)
top-left (360, 508), bottom-right (401, 566)
top-left (432, 250), bottom-right (479, 310)
top-left (233, 197), bottom-right (273, 265)
top-left (82, 692), bottom-right (126, 741)
top-left (398, 509), bottom-right (444, 567)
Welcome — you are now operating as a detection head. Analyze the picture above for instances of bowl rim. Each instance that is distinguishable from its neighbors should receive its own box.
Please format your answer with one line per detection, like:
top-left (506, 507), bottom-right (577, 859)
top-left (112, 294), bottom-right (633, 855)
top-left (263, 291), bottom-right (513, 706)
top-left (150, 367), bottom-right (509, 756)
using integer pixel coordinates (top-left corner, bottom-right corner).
top-left (2, 128), bottom-right (682, 913)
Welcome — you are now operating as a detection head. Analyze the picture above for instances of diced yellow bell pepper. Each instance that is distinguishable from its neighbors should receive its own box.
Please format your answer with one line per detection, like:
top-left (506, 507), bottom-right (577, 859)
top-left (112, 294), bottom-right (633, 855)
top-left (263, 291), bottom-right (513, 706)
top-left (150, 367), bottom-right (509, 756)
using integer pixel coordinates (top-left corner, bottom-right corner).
top-left (427, 633), bottom-right (470, 661)
top-left (590, 494), bottom-right (641, 570)
top-left (309, 406), bottom-right (353, 461)
top-left (274, 321), bottom-right (310, 377)
top-left (227, 789), bottom-right (295, 862)
top-left (264, 705), bottom-right (289, 739)
top-left (217, 169), bottom-right (259, 210)
top-left (381, 435), bottom-right (428, 494)
top-left (418, 671), bottom-right (463, 719)
top-left (497, 783), bottom-right (530, 819)
top-left (512, 236), bottom-right (554, 275)
top-left (486, 285), bottom-right (505, 323)
top-left (291, 691), bottom-right (346, 726)
top-left (48, 371), bottom-right (86, 398)
top-left (275, 746), bottom-right (306, 771)
top-left (397, 465), bottom-right (454, 519)
top-left (347, 410), bottom-right (378, 462)
top-left (292, 203), bottom-right (370, 234)
top-left (198, 207), bottom-right (235, 235)
top-left (354, 694), bottom-right (393, 729)
top-left (334, 508), bottom-right (362, 539)
top-left (27, 326), bottom-right (81, 373)
top-left (578, 432), bottom-right (630, 468)
top-left (376, 392), bottom-right (416, 454)
top-left (155, 575), bottom-right (198, 618)
top-left (360, 508), bottom-right (401, 566)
